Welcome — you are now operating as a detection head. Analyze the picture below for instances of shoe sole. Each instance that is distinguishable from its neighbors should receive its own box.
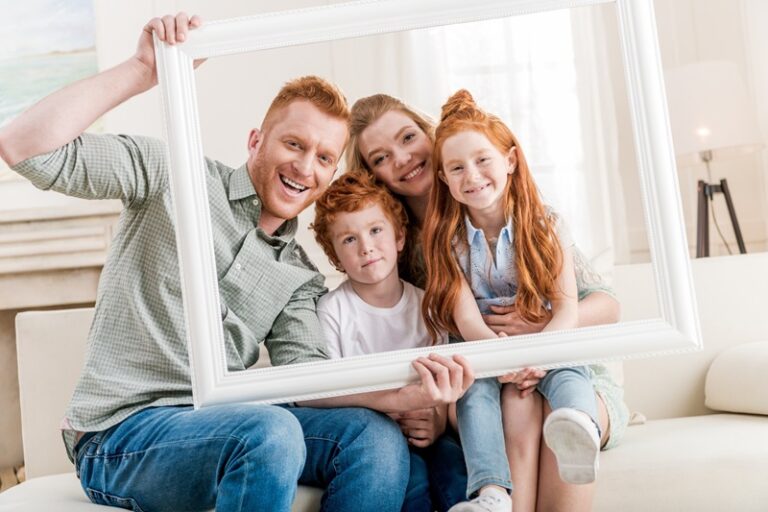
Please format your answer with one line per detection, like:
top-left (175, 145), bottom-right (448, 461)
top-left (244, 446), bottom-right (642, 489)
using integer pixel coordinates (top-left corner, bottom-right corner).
top-left (543, 417), bottom-right (599, 485)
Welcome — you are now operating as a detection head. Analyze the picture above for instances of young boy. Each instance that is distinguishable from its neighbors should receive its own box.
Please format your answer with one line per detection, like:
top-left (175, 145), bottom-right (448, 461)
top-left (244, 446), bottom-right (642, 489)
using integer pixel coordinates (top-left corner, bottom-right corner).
top-left (312, 171), bottom-right (464, 512)
top-left (312, 170), bottom-right (441, 357)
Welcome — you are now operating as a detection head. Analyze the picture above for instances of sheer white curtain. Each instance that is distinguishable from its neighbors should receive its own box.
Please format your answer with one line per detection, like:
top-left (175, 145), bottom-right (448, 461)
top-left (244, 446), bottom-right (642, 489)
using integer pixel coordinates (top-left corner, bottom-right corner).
top-left (397, 8), bottom-right (626, 273)
top-left (568, 6), bottom-right (629, 270)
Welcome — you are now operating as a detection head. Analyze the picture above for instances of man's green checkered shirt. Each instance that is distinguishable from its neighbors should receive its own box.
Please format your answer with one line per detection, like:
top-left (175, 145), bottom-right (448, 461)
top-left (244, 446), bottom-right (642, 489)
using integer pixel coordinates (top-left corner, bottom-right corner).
top-left (12, 133), bottom-right (330, 460)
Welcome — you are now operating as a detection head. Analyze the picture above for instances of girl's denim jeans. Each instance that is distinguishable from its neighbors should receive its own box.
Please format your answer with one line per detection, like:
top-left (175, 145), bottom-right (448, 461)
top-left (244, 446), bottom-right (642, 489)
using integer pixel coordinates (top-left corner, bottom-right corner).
top-left (457, 366), bottom-right (598, 497)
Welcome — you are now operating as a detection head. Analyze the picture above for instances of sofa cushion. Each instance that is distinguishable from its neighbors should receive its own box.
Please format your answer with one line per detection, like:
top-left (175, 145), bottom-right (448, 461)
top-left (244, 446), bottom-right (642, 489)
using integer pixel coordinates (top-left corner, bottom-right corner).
top-left (594, 413), bottom-right (768, 511)
top-left (705, 341), bottom-right (768, 415)
top-left (0, 474), bottom-right (106, 511)
top-left (5, 414), bottom-right (767, 512)
top-left (0, 473), bottom-right (323, 512)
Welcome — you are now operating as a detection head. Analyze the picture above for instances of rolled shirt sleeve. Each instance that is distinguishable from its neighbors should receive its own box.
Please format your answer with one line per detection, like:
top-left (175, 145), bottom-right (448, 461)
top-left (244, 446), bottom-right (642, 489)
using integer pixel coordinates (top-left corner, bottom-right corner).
top-left (11, 133), bottom-right (169, 207)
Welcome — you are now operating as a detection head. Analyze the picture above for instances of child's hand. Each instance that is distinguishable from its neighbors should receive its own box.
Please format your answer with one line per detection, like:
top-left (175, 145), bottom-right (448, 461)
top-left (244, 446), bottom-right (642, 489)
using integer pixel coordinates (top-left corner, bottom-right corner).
top-left (483, 305), bottom-right (551, 336)
top-left (498, 367), bottom-right (546, 397)
top-left (393, 408), bottom-right (445, 448)
top-left (498, 367), bottom-right (542, 384)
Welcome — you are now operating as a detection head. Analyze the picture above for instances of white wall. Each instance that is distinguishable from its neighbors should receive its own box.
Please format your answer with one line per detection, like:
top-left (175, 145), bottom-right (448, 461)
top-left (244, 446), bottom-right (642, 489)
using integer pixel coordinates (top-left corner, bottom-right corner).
top-left (605, 0), bottom-right (768, 262)
top-left (649, 0), bottom-right (768, 260)
top-left (93, 0), bottom-right (417, 280)
top-left (2, 0), bottom-right (766, 268)
top-left (617, 252), bottom-right (768, 420)
top-left (90, 0), bottom-right (768, 271)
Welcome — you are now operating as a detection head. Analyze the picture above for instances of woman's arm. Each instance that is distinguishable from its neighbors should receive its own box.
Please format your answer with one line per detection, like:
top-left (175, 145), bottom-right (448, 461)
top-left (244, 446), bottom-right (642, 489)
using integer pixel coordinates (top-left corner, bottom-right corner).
top-left (483, 291), bottom-right (619, 335)
top-left (484, 247), bottom-right (621, 335)
top-left (541, 245), bottom-right (578, 332)
top-left (576, 291), bottom-right (620, 326)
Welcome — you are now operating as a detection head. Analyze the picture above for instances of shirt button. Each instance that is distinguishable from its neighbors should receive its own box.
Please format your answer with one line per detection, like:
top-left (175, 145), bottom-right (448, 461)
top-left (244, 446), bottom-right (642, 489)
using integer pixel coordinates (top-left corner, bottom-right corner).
top-left (252, 198), bottom-right (259, 206)
top-left (235, 263), bottom-right (242, 270)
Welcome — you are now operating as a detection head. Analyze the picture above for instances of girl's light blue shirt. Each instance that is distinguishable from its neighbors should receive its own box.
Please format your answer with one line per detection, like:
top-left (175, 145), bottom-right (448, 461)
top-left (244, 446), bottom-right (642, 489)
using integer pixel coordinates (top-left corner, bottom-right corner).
top-left (455, 211), bottom-right (574, 314)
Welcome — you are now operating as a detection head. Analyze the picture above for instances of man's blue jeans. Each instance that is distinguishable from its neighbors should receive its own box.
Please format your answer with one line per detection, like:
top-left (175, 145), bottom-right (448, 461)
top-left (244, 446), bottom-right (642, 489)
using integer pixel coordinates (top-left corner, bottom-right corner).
top-left (75, 404), bottom-right (409, 511)
top-left (457, 366), bottom-right (598, 498)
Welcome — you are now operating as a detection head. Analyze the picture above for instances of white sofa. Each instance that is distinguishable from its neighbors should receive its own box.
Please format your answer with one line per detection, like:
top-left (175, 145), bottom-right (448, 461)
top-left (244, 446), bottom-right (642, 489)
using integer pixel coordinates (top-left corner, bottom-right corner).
top-left (2, 254), bottom-right (768, 511)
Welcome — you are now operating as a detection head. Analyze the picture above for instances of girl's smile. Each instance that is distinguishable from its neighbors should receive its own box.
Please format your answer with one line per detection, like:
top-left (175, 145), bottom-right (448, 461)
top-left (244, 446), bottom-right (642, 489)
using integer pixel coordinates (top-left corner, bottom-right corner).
top-left (463, 182), bottom-right (491, 194)
top-left (439, 130), bottom-right (516, 216)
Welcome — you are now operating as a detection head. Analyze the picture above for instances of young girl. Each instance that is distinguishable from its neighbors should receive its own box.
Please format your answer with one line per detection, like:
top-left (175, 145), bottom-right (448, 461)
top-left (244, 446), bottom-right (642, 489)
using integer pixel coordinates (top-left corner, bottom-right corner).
top-left (422, 90), bottom-right (602, 512)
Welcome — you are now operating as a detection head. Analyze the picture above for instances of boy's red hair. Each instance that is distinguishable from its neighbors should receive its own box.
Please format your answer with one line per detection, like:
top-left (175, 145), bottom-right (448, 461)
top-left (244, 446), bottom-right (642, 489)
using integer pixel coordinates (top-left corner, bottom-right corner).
top-left (312, 170), bottom-right (408, 272)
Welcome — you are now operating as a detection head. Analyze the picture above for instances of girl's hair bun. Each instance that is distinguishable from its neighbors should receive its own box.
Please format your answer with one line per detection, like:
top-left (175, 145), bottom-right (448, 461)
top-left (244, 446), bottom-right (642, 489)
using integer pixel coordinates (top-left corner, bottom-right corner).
top-left (440, 89), bottom-right (477, 122)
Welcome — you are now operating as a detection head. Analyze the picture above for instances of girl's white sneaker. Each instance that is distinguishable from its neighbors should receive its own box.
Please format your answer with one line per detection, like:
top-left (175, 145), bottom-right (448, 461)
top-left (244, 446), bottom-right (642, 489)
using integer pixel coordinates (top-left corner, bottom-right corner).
top-left (543, 407), bottom-right (600, 484)
top-left (448, 487), bottom-right (512, 512)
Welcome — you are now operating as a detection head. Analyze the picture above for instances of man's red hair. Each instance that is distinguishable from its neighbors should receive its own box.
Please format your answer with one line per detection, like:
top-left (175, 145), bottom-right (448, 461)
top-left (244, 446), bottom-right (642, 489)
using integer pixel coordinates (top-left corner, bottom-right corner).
top-left (263, 76), bottom-right (349, 129)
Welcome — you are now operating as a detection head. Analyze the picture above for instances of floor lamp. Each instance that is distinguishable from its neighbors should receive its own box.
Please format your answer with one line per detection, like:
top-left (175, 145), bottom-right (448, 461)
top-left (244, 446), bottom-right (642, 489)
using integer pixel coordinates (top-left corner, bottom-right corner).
top-left (665, 61), bottom-right (763, 257)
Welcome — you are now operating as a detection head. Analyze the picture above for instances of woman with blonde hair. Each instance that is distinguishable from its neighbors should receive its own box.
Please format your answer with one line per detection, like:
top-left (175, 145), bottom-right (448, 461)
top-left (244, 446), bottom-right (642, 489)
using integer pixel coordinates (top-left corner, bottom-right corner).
top-left (348, 92), bottom-right (628, 512)
top-left (347, 94), bottom-right (436, 289)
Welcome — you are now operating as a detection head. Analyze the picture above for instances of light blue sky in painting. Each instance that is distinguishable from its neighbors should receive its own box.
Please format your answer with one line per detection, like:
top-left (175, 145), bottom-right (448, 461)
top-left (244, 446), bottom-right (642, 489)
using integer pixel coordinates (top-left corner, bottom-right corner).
top-left (0, 0), bottom-right (95, 60)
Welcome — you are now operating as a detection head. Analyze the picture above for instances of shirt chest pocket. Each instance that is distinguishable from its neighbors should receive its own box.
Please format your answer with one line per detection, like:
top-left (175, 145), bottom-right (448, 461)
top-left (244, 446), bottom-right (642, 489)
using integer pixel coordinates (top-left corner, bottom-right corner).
top-left (218, 253), bottom-right (293, 343)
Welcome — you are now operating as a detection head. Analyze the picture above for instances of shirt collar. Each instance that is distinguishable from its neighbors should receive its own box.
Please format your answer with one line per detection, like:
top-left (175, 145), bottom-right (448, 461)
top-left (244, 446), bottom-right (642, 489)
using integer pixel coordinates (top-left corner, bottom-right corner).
top-left (275, 217), bottom-right (299, 241)
top-left (500, 217), bottom-right (514, 243)
top-left (228, 163), bottom-right (298, 241)
top-left (463, 215), bottom-right (514, 244)
top-left (464, 215), bottom-right (483, 245)
top-left (228, 164), bottom-right (257, 201)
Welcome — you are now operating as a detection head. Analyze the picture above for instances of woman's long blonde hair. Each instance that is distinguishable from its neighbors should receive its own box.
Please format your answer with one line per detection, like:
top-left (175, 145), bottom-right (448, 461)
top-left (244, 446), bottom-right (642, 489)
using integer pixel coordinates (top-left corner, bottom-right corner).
top-left (346, 94), bottom-right (437, 287)
top-left (422, 90), bottom-right (563, 341)
top-left (346, 93), bottom-right (436, 174)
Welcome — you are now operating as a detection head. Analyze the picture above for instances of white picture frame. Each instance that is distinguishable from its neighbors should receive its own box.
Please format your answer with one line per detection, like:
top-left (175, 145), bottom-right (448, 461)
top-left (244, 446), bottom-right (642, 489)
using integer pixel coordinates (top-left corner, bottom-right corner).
top-left (154, 0), bottom-right (701, 409)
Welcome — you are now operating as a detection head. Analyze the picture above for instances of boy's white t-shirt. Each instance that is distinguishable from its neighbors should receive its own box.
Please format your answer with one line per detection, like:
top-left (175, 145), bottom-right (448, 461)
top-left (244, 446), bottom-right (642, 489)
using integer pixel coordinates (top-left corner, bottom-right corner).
top-left (317, 279), bottom-right (445, 358)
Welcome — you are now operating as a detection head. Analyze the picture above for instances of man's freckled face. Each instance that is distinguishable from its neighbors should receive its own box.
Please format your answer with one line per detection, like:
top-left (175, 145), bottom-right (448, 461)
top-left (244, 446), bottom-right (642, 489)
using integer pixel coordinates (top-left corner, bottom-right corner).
top-left (248, 100), bottom-right (348, 226)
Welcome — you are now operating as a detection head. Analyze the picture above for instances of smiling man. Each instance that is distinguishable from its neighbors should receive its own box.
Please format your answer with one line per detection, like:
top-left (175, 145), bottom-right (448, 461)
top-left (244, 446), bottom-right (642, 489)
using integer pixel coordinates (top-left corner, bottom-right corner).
top-left (0, 13), bottom-right (474, 512)
top-left (247, 96), bottom-right (348, 235)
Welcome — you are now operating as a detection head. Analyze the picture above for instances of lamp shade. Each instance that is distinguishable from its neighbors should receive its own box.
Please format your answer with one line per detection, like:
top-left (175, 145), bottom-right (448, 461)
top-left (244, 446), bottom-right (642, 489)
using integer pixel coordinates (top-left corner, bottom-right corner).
top-left (665, 61), bottom-right (763, 164)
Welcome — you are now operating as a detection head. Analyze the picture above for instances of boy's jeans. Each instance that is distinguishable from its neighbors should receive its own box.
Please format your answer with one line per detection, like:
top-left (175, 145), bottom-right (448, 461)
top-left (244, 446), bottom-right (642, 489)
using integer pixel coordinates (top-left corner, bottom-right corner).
top-left (456, 366), bottom-right (598, 497)
top-left (403, 429), bottom-right (467, 512)
top-left (75, 404), bottom-right (409, 511)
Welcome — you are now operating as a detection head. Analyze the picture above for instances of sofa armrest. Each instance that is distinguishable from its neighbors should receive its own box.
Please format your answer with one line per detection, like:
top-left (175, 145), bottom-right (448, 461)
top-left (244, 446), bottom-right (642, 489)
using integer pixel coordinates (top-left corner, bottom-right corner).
top-left (15, 308), bottom-right (95, 479)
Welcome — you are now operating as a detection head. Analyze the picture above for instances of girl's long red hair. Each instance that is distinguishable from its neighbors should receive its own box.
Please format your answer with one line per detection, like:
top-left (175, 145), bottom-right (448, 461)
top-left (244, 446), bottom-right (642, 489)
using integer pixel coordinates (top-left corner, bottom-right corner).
top-left (422, 90), bottom-right (563, 342)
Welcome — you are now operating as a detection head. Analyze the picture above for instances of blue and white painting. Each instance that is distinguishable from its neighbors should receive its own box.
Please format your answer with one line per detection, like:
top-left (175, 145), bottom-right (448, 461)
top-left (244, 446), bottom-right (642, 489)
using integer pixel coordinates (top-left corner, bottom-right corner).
top-left (0, 0), bottom-right (97, 178)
